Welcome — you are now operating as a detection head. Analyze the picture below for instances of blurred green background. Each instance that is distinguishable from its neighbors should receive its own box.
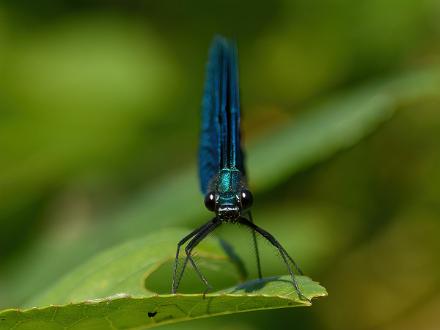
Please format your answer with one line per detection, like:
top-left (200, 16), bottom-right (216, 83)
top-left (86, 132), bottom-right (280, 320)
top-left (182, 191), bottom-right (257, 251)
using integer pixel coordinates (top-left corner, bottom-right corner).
top-left (1, 0), bottom-right (440, 329)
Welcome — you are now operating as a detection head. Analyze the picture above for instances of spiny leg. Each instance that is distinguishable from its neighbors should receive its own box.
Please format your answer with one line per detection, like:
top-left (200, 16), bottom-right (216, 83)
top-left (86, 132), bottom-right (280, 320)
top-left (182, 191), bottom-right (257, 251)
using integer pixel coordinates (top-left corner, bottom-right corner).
top-left (238, 217), bottom-right (310, 302)
top-left (172, 219), bottom-right (215, 293)
top-left (277, 242), bottom-right (303, 275)
top-left (173, 223), bottom-right (213, 293)
top-left (247, 211), bottom-right (263, 279)
top-left (184, 220), bottom-right (221, 294)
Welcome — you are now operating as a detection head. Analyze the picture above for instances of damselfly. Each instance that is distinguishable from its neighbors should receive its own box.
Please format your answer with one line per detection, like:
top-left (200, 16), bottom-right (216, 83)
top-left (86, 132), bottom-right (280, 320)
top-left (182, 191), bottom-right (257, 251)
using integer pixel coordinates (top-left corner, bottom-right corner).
top-left (172, 36), bottom-right (308, 301)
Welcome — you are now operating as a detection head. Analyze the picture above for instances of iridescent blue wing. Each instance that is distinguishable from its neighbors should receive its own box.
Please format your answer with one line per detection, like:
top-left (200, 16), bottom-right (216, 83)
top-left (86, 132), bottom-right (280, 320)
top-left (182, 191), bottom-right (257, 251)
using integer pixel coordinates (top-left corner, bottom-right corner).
top-left (199, 37), bottom-right (222, 194)
top-left (228, 40), bottom-right (245, 174)
top-left (198, 36), bottom-right (245, 194)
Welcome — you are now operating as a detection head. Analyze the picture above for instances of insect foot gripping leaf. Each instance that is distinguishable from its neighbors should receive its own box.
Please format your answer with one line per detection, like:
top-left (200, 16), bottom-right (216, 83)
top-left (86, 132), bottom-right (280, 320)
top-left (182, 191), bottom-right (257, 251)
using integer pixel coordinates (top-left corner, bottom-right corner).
top-left (0, 228), bottom-right (326, 330)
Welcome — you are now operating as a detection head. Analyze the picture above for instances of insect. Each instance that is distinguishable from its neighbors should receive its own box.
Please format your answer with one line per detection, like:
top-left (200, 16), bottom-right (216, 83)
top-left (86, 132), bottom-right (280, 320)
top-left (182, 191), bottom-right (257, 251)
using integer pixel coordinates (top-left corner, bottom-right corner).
top-left (172, 36), bottom-right (308, 301)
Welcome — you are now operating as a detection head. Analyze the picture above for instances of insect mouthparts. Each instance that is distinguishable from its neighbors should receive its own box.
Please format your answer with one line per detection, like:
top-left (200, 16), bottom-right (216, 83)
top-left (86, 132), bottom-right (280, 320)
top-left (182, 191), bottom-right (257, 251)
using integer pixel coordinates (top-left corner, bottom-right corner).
top-left (217, 206), bottom-right (240, 221)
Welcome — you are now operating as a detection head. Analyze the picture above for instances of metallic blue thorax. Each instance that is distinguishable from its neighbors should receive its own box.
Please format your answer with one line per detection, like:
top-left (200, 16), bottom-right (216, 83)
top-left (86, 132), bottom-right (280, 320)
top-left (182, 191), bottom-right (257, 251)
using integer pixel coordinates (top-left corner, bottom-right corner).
top-left (215, 168), bottom-right (243, 203)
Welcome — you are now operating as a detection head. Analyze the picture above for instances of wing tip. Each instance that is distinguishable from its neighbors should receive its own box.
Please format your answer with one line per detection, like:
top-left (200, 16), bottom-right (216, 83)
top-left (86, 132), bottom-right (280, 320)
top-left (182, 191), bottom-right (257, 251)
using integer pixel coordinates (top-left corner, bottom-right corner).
top-left (210, 35), bottom-right (237, 56)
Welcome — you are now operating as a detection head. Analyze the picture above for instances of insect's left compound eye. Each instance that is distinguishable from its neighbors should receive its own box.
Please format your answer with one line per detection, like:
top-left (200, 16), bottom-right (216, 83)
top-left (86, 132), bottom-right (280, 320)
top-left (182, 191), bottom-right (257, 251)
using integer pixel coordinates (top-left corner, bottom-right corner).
top-left (240, 190), bottom-right (253, 210)
top-left (204, 192), bottom-right (216, 211)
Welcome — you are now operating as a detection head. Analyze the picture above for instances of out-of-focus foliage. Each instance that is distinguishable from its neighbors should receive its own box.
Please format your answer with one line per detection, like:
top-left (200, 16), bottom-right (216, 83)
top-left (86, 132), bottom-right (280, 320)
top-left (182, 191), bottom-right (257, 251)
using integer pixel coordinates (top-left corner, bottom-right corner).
top-left (0, 0), bottom-right (439, 329)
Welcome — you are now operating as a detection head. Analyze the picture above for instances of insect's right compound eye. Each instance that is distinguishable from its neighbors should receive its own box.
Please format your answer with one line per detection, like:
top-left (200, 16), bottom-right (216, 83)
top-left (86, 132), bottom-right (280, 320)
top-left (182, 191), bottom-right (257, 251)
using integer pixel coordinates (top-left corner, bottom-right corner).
top-left (204, 192), bottom-right (216, 211)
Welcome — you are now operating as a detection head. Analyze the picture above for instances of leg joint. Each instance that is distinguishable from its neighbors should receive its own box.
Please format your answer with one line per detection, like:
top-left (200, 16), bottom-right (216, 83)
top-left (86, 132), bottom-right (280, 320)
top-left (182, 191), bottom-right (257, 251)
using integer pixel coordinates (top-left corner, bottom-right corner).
top-left (184, 245), bottom-right (192, 255)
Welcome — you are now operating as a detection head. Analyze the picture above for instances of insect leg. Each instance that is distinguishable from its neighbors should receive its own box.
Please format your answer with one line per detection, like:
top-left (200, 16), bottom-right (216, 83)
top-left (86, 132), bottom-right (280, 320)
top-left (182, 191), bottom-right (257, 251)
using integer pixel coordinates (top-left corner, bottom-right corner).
top-left (184, 219), bottom-right (221, 293)
top-left (247, 211), bottom-right (263, 279)
top-left (172, 219), bottom-right (215, 294)
top-left (245, 215), bottom-right (303, 275)
top-left (238, 217), bottom-right (309, 302)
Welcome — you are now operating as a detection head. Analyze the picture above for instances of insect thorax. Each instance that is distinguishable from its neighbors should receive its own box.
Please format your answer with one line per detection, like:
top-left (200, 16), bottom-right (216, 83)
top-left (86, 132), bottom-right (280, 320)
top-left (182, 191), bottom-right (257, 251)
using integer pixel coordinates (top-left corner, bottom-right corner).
top-left (215, 168), bottom-right (243, 194)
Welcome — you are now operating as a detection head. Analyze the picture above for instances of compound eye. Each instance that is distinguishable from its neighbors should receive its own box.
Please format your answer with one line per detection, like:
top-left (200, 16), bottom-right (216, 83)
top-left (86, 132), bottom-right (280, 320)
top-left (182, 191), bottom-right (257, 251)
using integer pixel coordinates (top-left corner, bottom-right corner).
top-left (204, 192), bottom-right (216, 211)
top-left (241, 190), bottom-right (253, 210)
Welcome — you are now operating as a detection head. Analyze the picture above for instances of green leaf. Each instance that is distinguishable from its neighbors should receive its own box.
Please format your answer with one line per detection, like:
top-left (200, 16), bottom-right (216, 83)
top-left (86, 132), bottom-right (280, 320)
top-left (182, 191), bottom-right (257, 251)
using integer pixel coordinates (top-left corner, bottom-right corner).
top-left (0, 229), bottom-right (326, 329)
top-left (1, 67), bottom-right (438, 307)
